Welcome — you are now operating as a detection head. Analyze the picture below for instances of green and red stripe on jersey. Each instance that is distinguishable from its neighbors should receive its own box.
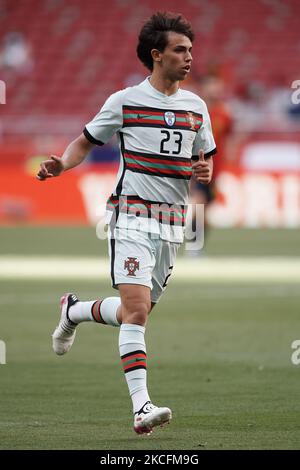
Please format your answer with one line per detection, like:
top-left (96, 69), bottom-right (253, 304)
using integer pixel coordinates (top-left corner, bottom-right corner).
top-left (121, 350), bottom-right (147, 373)
top-left (107, 195), bottom-right (187, 226)
top-left (123, 149), bottom-right (192, 180)
top-left (122, 106), bottom-right (203, 132)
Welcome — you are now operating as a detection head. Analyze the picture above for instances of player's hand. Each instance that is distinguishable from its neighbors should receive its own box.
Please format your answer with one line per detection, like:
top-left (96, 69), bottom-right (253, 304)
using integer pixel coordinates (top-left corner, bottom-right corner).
top-left (36, 155), bottom-right (64, 181)
top-left (191, 150), bottom-right (212, 185)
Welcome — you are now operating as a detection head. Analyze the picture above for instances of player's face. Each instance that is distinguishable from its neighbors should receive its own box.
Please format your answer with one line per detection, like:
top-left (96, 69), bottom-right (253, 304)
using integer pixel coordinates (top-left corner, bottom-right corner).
top-left (156, 32), bottom-right (193, 82)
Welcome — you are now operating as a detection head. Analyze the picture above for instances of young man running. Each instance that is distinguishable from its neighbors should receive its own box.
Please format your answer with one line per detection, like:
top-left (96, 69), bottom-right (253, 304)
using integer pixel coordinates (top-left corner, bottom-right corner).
top-left (37, 12), bottom-right (216, 435)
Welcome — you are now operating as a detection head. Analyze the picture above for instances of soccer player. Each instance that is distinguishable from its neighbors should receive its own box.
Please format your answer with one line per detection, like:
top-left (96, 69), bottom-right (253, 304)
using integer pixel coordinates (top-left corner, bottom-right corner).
top-left (37, 12), bottom-right (216, 435)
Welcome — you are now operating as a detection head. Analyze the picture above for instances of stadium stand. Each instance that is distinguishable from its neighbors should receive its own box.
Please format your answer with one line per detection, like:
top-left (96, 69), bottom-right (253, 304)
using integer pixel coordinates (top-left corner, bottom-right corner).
top-left (0, 0), bottom-right (299, 226)
top-left (0, 0), bottom-right (299, 123)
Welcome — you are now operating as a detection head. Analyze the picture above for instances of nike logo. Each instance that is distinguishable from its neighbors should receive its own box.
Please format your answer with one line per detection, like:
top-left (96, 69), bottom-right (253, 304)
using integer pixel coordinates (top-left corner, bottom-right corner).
top-left (137, 114), bottom-right (150, 119)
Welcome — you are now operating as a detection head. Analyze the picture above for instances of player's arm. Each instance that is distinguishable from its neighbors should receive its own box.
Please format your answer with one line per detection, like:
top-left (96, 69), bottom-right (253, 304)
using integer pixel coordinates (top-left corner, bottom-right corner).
top-left (191, 99), bottom-right (217, 185)
top-left (191, 150), bottom-right (213, 185)
top-left (36, 133), bottom-right (94, 181)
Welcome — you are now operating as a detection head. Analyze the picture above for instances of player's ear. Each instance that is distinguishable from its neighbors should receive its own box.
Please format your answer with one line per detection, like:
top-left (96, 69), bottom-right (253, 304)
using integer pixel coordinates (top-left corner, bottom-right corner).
top-left (151, 49), bottom-right (162, 63)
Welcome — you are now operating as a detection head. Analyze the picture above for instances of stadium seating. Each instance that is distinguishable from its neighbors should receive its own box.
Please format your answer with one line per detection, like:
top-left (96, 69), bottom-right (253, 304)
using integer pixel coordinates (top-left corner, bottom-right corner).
top-left (0, 0), bottom-right (298, 121)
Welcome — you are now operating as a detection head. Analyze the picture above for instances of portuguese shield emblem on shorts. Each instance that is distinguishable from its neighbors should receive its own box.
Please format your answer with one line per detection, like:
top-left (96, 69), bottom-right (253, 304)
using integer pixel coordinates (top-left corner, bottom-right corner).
top-left (164, 111), bottom-right (176, 127)
top-left (124, 257), bottom-right (139, 276)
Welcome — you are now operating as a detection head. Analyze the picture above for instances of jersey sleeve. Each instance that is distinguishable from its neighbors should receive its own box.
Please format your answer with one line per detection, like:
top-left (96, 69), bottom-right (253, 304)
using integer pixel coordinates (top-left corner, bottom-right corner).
top-left (192, 102), bottom-right (217, 158)
top-left (83, 89), bottom-right (125, 145)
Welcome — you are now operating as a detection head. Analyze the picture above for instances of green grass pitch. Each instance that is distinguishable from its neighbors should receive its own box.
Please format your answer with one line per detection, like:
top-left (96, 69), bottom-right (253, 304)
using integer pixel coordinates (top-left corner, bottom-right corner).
top-left (0, 227), bottom-right (300, 449)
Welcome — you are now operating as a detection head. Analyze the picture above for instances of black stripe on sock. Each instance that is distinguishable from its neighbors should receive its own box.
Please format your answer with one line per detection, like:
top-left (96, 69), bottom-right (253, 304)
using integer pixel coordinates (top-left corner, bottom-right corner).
top-left (121, 349), bottom-right (146, 360)
top-left (124, 365), bottom-right (147, 374)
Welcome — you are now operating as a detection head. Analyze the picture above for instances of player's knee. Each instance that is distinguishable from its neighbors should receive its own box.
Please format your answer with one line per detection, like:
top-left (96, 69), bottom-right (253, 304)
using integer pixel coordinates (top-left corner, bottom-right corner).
top-left (122, 300), bottom-right (151, 326)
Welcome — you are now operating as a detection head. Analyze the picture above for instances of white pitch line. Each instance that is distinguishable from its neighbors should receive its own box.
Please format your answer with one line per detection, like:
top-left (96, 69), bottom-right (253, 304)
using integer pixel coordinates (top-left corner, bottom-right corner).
top-left (0, 256), bottom-right (300, 282)
top-left (0, 285), bottom-right (299, 305)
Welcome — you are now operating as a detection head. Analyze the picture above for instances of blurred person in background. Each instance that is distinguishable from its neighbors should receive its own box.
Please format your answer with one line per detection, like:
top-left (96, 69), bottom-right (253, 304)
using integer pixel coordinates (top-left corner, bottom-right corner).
top-left (0, 32), bottom-right (34, 75)
top-left (230, 80), bottom-right (266, 132)
top-left (37, 12), bottom-right (215, 435)
top-left (189, 74), bottom-right (232, 254)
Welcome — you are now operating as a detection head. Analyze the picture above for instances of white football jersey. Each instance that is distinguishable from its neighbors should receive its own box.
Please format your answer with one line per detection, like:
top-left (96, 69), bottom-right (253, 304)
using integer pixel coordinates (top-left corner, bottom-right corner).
top-left (84, 78), bottom-right (216, 242)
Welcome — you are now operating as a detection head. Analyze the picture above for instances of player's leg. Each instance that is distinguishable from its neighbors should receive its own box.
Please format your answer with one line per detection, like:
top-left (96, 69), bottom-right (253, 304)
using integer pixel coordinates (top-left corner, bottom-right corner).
top-left (51, 225), bottom-right (155, 355)
top-left (110, 228), bottom-right (171, 433)
top-left (118, 283), bottom-right (171, 434)
top-left (118, 283), bottom-right (151, 410)
top-left (52, 226), bottom-right (124, 355)
top-left (68, 295), bottom-right (121, 325)
top-left (52, 218), bottom-right (159, 352)
top-left (130, 237), bottom-right (180, 434)
top-left (52, 293), bottom-right (122, 355)
top-left (112, 228), bottom-right (153, 417)
top-left (131, 238), bottom-right (180, 430)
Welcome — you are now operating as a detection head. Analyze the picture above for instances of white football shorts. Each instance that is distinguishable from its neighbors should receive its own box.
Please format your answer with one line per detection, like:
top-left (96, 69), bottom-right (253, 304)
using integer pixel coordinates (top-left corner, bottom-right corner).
top-left (108, 227), bottom-right (180, 303)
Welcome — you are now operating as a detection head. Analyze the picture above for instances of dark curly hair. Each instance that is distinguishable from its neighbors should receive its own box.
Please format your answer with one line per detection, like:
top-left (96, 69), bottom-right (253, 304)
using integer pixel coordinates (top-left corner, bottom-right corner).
top-left (137, 12), bottom-right (194, 71)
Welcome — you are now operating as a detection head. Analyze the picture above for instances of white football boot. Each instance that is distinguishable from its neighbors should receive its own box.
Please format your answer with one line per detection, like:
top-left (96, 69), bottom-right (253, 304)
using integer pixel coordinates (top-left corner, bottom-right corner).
top-left (134, 401), bottom-right (172, 435)
top-left (52, 293), bottom-right (79, 355)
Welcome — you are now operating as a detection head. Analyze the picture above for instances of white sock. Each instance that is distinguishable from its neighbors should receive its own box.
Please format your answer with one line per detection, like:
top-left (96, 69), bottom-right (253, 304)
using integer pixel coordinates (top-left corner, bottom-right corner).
top-left (119, 323), bottom-right (151, 413)
top-left (100, 297), bottom-right (121, 326)
top-left (68, 301), bottom-right (94, 323)
top-left (68, 297), bottom-right (121, 326)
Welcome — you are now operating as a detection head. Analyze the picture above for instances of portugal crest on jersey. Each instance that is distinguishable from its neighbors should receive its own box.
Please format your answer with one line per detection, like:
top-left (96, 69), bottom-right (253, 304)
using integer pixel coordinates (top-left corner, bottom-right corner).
top-left (186, 111), bottom-right (196, 130)
top-left (164, 111), bottom-right (176, 127)
top-left (124, 257), bottom-right (139, 276)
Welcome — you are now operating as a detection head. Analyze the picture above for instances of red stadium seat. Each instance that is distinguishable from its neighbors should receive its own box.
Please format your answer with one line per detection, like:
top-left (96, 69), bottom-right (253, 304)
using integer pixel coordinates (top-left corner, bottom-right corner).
top-left (0, 0), bottom-right (298, 120)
